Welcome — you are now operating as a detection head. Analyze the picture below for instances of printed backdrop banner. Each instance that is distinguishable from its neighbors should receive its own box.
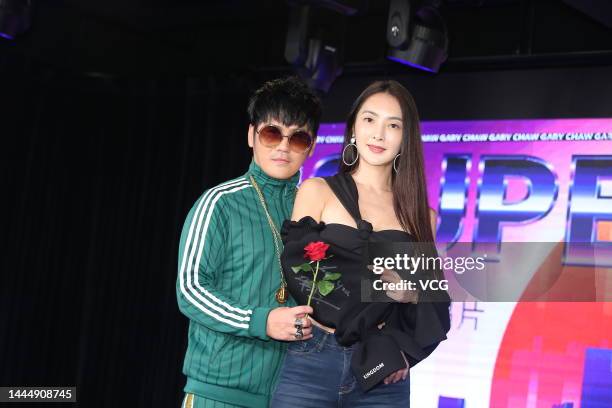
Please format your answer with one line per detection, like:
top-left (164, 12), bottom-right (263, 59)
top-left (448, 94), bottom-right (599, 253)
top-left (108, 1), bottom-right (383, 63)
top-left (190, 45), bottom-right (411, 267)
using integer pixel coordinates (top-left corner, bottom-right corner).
top-left (301, 119), bottom-right (612, 408)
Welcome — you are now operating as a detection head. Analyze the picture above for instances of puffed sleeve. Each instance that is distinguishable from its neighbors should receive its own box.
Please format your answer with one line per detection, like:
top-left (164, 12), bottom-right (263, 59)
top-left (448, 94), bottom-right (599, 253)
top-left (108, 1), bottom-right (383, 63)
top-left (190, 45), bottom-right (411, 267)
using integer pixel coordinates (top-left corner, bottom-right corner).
top-left (334, 244), bottom-right (451, 366)
top-left (280, 216), bottom-right (333, 315)
top-left (334, 300), bottom-right (450, 392)
top-left (382, 300), bottom-right (451, 368)
top-left (280, 215), bottom-right (326, 244)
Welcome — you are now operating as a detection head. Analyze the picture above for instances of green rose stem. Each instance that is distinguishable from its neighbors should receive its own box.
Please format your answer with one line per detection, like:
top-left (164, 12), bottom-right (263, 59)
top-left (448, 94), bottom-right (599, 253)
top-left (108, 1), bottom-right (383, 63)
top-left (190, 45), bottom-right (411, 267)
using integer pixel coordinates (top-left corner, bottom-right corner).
top-left (306, 260), bottom-right (320, 313)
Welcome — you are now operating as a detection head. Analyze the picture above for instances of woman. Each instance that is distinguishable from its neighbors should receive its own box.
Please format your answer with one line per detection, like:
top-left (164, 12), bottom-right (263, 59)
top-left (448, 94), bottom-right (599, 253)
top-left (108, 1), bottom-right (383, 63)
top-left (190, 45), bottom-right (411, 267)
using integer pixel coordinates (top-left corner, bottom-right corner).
top-left (271, 80), bottom-right (450, 407)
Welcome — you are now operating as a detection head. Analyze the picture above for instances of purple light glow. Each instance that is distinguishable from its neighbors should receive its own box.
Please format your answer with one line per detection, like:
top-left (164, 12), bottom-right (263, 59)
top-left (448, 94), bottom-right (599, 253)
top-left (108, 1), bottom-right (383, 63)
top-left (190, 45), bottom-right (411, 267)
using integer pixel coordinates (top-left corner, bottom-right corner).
top-left (387, 55), bottom-right (437, 73)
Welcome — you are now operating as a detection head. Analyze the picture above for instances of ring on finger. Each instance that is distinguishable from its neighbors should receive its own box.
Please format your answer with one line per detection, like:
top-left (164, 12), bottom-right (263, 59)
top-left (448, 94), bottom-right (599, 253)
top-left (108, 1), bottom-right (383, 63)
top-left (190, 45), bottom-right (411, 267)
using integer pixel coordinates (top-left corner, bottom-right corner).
top-left (294, 325), bottom-right (304, 339)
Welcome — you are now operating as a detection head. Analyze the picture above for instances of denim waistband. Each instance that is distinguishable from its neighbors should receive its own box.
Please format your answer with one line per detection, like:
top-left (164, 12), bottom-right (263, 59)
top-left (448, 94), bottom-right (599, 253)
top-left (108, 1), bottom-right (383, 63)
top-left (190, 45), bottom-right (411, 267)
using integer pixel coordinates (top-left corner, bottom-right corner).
top-left (310, 324), bottom-right (355, 352)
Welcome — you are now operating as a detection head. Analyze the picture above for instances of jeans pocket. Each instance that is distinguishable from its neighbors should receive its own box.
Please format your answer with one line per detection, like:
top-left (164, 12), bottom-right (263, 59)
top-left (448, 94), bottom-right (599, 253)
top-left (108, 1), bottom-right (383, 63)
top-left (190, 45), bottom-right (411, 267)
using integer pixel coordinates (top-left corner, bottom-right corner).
top-left (287, 336), bottom-right (322, 354)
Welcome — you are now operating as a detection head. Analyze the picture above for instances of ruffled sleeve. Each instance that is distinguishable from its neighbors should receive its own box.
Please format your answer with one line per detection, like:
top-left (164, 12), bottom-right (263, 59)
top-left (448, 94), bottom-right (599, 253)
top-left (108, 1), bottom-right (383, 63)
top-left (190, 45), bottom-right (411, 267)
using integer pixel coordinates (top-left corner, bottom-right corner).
top-left (280, 216), bottom-right (326, 244)
top-left (383, 301), bottom-right (451, 367)
top-left (334, 297), bottom-right (451, 391)
top-left (335, 296), bottom-right (450, 359)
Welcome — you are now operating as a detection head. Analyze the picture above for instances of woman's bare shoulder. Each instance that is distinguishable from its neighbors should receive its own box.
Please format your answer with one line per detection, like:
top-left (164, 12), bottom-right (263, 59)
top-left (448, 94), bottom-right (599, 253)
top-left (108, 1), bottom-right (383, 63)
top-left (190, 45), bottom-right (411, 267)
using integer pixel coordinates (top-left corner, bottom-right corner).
top-left (292, 177), bottom-right (331, 221)
top-left (298, 177), bottom-right (330, 193)
top-left (296, 177), bottom-right (333, 204)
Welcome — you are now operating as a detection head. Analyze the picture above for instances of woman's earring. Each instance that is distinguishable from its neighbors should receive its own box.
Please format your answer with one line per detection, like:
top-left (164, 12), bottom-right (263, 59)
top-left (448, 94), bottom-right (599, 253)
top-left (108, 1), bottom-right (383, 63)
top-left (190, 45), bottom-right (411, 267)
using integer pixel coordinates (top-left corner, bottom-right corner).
top-left (393, 153), bottom-right (401, 173)
top-left (342, 135), bottom-right (359, 166)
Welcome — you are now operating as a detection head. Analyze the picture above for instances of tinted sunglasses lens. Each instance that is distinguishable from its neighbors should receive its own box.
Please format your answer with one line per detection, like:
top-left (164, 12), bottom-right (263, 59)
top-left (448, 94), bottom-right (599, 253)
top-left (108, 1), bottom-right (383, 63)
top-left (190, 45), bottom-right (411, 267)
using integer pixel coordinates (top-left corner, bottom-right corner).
top-left (290, 131), bottom-right (313, 152)
top-left (259, 126), bottom-right (283, 147)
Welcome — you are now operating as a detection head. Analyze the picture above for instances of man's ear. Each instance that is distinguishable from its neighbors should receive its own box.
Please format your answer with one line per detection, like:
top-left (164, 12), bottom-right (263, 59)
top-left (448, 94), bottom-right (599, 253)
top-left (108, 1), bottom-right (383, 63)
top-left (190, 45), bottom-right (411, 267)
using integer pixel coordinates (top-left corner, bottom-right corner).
top-left (248, 125), bottom-right (254, 148)
top-left (307, 141), bottom-right (317, 157)
top-left (306, 129), bottom-right (317, 157)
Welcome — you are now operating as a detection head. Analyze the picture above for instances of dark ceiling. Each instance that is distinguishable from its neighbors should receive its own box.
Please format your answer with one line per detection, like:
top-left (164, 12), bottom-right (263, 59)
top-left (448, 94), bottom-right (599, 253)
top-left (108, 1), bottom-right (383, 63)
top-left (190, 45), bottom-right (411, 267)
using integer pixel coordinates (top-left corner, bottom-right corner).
top-left (2, 0), bottom-right (612, 78)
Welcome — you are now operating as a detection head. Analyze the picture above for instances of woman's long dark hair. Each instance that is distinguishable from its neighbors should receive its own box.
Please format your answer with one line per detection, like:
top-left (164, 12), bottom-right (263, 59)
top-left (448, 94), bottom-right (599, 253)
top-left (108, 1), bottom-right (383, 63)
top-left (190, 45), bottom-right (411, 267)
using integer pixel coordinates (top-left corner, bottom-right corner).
top-left (340, 80), bottom-right (435, 243)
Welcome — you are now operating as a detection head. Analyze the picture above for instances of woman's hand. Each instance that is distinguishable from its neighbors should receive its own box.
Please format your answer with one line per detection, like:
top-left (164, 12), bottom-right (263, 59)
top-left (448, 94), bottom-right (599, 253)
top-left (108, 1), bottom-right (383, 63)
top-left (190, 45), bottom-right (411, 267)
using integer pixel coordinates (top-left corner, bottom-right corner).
top-left (383, 351), bottom-right (410, 384)
top-left (380, 268), bottom-right (419, 304)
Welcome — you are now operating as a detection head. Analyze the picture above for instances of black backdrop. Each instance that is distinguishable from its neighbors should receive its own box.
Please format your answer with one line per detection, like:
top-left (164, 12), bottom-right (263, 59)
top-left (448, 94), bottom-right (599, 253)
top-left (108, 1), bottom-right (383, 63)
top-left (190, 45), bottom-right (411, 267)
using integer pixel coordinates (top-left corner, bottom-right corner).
top-left (2, 54), bottom-right (612, 407)
top-left (0, 59), bottom-right (258, 407)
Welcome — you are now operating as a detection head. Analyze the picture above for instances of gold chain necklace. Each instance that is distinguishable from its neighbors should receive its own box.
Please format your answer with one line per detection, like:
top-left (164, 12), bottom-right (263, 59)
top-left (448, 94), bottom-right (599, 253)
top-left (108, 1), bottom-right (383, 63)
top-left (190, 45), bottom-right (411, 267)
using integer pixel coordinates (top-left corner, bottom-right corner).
top-left (249, 174), bottom-right (292, 304)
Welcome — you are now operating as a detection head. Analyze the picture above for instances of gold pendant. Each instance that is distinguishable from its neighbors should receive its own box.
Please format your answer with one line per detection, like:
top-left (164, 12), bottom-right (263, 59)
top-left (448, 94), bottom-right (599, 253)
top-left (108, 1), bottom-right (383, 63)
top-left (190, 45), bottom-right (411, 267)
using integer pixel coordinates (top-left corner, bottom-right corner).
top-left (275, 286), bottom-right (287, 304)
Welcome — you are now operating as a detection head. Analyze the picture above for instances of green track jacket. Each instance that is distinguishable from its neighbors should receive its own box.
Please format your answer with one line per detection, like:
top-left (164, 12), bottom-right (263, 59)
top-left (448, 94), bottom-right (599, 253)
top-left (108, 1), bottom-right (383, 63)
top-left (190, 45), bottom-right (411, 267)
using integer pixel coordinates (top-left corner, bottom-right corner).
top-left (176, 160), bottom-right (299, 407)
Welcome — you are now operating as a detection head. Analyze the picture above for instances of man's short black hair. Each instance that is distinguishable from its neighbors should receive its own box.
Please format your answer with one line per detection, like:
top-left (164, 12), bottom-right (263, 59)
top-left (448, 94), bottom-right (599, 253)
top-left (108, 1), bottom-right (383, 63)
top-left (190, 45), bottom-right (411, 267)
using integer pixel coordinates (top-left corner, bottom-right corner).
top-left (247, 76), bottom-right (322, 135)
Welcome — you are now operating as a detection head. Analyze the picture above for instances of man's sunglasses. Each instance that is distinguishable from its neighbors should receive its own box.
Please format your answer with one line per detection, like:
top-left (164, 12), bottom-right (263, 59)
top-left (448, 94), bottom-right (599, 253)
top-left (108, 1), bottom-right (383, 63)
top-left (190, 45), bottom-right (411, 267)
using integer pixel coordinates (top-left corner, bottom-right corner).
top-left (256, 124), bottom-right (314, 154)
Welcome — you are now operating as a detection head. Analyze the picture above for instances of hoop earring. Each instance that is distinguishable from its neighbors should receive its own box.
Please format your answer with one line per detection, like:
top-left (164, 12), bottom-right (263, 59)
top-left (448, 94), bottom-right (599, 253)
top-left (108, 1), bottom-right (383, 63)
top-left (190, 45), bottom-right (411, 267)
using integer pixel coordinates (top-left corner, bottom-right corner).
top-left (393, 153), bottom-right (401, 173)
top-left (342, 135), bottom-right (359, 166)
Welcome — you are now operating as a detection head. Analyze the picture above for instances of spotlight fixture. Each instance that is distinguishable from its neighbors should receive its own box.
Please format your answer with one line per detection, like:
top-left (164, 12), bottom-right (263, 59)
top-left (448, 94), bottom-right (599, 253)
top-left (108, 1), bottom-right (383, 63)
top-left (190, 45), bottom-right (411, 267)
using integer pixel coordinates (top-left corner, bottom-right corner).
top-left (386, 0), bottom-right (448, 73)
top-left (0, 0), bottom-right (31, 40)
top-left (285, 1), bottom-right (363, 93)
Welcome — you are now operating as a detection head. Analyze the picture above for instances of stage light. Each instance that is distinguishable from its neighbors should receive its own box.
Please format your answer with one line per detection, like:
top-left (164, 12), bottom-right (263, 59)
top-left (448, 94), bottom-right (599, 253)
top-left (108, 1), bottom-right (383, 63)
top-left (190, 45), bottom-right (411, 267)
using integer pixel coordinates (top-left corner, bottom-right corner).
top-left (0, 0), bottom-right (31, 40)
top-left (285, 3), bottom-right (350, 93)
top-left (386, 0), bottom-right (448, 73)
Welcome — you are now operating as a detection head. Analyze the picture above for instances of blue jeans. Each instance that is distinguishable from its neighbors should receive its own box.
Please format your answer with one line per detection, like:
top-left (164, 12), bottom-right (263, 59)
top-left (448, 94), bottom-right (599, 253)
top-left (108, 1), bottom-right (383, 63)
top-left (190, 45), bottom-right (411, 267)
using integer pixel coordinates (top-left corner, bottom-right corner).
top-left (271, 325), bottom-right (410, 407)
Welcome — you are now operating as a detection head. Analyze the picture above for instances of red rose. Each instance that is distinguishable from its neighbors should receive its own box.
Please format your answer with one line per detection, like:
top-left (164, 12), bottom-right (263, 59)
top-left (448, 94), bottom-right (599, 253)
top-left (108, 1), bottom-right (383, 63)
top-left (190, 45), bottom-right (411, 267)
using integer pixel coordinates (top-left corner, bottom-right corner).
top-left (304, 241), bottom-right (330, 262)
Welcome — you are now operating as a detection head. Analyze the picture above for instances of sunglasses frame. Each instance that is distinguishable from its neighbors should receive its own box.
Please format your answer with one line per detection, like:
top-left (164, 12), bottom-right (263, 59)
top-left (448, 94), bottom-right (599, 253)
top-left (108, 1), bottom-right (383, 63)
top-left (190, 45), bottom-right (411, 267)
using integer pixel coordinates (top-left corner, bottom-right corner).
top-left (255, 124), bottom-right (314, 154)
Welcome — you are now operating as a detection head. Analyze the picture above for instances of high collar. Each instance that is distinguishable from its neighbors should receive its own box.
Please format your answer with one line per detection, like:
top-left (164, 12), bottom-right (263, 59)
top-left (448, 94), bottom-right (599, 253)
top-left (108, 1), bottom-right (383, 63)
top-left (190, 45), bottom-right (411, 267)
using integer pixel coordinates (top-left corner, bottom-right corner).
top-left (247, 159), bottom-right (300, 198)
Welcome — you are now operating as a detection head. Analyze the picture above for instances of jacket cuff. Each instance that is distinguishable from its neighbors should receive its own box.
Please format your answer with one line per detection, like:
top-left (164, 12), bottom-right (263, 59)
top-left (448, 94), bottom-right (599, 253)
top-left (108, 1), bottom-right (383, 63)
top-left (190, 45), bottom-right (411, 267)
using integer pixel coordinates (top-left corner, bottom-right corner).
top-left (248, 306), bottom-right (273, 341)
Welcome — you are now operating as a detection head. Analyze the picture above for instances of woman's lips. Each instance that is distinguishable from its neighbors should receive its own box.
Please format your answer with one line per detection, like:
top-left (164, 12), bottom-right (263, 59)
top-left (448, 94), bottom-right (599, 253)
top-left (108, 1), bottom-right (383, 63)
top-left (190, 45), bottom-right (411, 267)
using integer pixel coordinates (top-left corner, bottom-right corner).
top-left (272, 158), bottom-right (290, 164)
top-left (367, 144), bottom-right (386, 154)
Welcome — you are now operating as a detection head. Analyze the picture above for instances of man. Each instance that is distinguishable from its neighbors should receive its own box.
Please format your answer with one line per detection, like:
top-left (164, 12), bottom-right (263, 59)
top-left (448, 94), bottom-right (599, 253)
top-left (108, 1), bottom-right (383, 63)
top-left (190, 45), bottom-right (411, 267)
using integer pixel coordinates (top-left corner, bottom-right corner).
top-left (176, 77), bottom-right (321, 408)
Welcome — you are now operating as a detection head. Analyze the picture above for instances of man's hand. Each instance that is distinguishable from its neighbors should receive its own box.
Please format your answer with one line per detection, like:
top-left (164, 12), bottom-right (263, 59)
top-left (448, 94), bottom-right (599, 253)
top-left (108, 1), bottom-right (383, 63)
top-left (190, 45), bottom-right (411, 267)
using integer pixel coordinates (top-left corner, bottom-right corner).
top-left (383, 351), bottom-right (410, 384)
top-left (266, 306), bottom-right (314, 341)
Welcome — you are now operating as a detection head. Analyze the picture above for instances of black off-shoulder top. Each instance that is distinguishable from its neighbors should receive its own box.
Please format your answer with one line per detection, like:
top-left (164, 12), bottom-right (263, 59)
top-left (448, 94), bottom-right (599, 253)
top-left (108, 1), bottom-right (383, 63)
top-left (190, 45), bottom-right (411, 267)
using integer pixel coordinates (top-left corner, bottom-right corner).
top-left (281, 213), bottom-right (415, 328)
top-left (280, 172), bottom-right (451, 390)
